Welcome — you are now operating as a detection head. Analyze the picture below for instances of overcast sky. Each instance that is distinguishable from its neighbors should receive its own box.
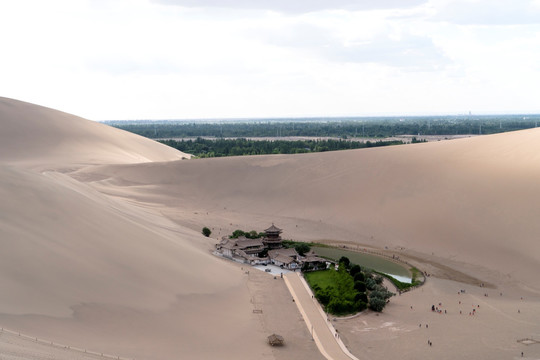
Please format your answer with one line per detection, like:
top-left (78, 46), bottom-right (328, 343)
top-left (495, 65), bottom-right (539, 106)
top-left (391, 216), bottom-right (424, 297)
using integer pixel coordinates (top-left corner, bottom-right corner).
top-left (1, 0), bottom-right (539, 120)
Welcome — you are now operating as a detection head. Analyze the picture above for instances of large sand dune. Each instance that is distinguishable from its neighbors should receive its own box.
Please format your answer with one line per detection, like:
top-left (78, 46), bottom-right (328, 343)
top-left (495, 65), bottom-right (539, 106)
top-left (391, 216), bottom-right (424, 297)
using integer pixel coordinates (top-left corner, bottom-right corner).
top-left (0, 98), bottom-right (319, 360)
top-left (0, 97), bottom-right (189, 169)
top-left (1, 97), bottom-right (539, 359)
top-left (76, 128), bottom-right (540, 291)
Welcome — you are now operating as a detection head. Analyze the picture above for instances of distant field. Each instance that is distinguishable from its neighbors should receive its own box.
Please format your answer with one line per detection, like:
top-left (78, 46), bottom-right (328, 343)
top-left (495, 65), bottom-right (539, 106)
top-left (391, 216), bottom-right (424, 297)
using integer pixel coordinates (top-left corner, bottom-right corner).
top-left (107, 115), bottom-right (540, 157)
top-left (106, 114), bottom-right (540, 139)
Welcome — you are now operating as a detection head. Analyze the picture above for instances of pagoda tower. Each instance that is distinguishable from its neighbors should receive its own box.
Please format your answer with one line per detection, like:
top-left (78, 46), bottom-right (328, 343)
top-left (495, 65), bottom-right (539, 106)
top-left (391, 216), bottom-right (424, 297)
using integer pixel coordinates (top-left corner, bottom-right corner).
top-left (263, 223), bottom-right (283, 249)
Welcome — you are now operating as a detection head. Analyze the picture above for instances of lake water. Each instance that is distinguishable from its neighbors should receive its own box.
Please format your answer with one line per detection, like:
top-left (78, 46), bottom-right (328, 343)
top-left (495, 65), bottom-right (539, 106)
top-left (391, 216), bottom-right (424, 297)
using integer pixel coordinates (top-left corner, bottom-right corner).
top-left (312, 246), bottom-right (412, 283)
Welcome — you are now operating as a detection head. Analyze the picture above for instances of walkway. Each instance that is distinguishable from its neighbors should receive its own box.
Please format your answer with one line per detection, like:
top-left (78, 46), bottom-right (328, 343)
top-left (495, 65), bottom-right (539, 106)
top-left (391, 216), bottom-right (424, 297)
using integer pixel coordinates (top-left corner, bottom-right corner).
top-left (284, 272), bottom-right (360, 360)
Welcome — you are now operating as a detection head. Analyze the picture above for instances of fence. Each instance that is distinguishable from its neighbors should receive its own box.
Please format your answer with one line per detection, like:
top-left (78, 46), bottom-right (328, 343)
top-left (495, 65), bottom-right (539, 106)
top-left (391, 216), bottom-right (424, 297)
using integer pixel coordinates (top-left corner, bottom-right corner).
top-left (0, 326), bottom-right (134, 360)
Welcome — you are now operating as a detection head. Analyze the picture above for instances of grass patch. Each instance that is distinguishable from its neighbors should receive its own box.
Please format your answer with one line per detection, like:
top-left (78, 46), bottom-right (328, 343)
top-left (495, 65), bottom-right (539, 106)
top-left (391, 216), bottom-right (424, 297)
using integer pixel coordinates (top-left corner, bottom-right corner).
top-left (304, 269), bottom-right (335, 289)
top-left (303, 268), bottom-right (372, 315)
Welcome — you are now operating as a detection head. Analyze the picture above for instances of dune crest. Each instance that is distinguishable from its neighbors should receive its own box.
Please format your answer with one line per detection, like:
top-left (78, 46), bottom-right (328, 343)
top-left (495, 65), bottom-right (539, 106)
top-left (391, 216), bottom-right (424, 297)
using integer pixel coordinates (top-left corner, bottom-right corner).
top-left (0, 97), bottom-right (189, 169)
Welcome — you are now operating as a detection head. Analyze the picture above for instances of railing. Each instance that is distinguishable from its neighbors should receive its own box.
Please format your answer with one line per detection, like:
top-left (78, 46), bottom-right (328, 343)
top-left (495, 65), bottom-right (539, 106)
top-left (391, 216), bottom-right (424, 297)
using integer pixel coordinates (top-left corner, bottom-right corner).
top-left (0, 326), bottom-right (134, 360)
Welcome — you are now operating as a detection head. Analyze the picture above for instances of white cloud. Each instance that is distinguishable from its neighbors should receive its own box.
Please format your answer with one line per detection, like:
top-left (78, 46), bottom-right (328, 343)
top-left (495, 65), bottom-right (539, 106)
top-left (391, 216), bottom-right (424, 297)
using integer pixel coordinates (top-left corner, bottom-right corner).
top-left (153, 0), bottom-right (427, 13)
top-left (0, 0), bottom-right (539, 119)
top-left (432, 0), bottom-right (540, 25)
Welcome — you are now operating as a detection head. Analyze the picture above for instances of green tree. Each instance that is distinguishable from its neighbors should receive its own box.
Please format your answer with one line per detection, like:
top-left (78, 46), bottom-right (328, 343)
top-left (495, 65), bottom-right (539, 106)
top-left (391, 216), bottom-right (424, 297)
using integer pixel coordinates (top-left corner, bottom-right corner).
top-left (349, 264), bottom-right (361, 277)
top-left (354, 281), bottom-right (366, 292)
top-left (355, 292), bottom-right (368, 303)
top-left (338, 256), bottom-right (350, 268)
top-left (353, 272), bottom-right (365, 282)
top-left (295, 243), bottom-right (311, 256)
top-left (230, 229), bottom-right (245, 238)
top-left (246, 230), bottom-right (259, 239)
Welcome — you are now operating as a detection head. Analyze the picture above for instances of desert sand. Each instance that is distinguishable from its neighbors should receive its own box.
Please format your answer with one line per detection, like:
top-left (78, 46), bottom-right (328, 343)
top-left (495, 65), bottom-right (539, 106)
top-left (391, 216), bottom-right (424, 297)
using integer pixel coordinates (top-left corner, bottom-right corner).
top-left (1, 96), bottom-right (539, 359)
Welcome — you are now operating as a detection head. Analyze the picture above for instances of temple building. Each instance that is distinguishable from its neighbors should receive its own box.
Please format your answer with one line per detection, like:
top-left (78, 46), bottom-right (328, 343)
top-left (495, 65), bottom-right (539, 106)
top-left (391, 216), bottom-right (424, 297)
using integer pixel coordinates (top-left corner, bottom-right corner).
top-left (262, 223), bottom-right (283, 249)
top-left (215, 224), bottom-right (331, 271)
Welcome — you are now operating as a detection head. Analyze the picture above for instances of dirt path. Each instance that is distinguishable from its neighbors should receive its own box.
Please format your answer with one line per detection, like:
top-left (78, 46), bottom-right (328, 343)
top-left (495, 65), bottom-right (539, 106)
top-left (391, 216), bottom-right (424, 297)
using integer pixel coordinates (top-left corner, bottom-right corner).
top-left (284, 272), bottom-right (359, 360)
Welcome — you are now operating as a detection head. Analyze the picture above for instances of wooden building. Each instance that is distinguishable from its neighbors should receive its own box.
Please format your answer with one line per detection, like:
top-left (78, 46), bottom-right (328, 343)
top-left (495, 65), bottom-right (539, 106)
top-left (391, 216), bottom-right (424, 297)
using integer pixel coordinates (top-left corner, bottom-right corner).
top-left (262, 223), bottom-right (283, 249)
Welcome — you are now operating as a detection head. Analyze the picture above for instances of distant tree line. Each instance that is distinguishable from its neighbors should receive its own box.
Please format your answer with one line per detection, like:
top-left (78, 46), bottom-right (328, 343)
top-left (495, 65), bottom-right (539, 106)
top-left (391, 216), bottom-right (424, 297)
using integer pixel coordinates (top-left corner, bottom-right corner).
top-left (159, 137), bottom-right (404, 158)
top-left (229, 229), bottom-right (265, 239)
top-left (107, 115), bottom-right (540, 139)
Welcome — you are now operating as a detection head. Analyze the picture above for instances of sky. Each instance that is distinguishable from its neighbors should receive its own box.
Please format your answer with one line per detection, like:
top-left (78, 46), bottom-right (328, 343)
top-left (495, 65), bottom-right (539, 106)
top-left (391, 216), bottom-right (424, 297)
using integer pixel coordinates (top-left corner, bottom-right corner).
top-left (1, 0), bottom-right (540, 120)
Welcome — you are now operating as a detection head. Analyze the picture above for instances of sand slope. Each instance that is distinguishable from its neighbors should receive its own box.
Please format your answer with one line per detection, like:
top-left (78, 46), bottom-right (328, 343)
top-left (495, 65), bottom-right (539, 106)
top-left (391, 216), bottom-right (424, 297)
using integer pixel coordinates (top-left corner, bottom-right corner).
top-left (76, 128), bottom-right (540, 291)
top-left (70, 128), bottom-right (540, 359)
top-left (0, 97), bottom-right (189, 169)
top-left (0, 98), bottom-right (318, 360)
top-left (2, 96), bottom-right (540, 359)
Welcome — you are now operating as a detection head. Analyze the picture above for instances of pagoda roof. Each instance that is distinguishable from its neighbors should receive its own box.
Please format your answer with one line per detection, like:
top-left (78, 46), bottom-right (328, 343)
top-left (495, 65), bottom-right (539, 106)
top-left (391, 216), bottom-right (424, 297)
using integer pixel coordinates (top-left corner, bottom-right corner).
top-left (264, 224), bottom-right (282, 233)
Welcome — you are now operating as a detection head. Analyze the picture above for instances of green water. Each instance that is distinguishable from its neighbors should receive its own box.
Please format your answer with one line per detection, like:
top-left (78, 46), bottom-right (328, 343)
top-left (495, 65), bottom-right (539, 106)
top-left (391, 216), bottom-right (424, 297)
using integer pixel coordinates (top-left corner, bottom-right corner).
top-left (312, 246), bottom-right (412, 283)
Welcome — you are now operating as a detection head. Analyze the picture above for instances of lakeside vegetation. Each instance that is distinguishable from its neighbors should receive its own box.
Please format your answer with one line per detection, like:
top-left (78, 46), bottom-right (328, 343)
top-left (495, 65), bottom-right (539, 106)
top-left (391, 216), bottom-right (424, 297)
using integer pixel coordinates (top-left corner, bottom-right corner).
top-left (159, 137), bottom-right (404, 158)
top-left (373, 268), bottom-right (422, 291)
top-left (304, 257), bottom-right (394, 315)
top-left (311, 246), bottom-right (412, 284)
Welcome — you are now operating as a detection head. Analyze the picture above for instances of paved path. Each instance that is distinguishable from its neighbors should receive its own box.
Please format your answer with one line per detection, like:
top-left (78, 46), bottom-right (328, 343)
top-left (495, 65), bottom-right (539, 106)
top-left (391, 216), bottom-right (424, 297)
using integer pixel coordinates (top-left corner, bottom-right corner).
top-left (284, 272), bottom-right (360, 360)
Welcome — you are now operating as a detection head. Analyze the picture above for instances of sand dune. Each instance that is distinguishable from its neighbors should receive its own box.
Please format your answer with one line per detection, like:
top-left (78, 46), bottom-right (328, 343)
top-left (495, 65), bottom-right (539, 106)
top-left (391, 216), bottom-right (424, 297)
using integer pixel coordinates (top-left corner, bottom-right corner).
top-left (1, 97), bottom-right (539, 359)
top-left (0, 98), bottom-right (319, 359)
top-left (76, 128), bottom-right (540, 291)
top-left (0, 97), bottom-right (189, 169)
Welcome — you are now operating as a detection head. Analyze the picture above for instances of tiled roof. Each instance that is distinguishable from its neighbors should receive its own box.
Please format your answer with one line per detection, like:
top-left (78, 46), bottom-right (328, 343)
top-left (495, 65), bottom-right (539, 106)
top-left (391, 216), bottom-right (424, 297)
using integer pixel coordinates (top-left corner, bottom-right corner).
top-left (236, 238), bottom-right (264, 248)
top-left (273, 254), bottom-right (295, 264)
top-left (264, 224), bottom-right (282, 233)
top-left (268, 248), bottom-right (298, 258)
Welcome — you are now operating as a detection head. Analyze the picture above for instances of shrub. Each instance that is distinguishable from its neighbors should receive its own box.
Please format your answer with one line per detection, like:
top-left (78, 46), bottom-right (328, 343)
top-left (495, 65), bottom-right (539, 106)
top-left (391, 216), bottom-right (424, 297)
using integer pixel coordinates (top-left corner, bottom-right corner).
top-left (202, 227), bottom-right (212, 237)
top-left (365, 277), bottom-right (376, 291)
top-left (372, 285), bottom-right (395, 300)
top-left (368, 296), bottom-right (387, 312)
